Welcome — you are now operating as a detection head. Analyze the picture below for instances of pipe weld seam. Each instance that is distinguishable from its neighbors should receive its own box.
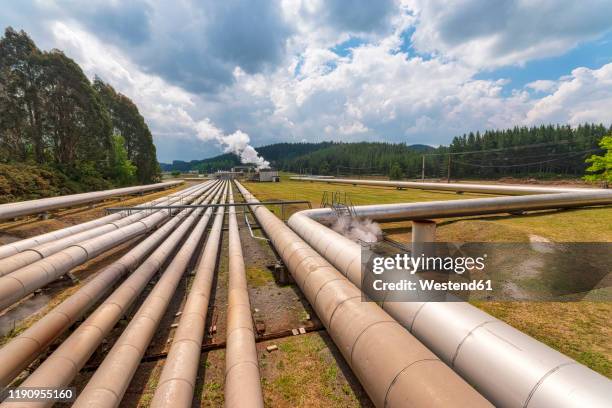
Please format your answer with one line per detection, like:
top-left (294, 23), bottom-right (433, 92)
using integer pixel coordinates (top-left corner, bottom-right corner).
top-left (349, 320), bottom-right (397, 366)
top-left (224, 360), bottom-right (260, 378)
top-left (157, 375), bottom-right (195, 390)
top-left (18, 335), bottom-right (43, 348)
top-left (522, 361), bottom-right (577, 408)
top-left (298, 259), bottom-right (329, 289)
top-left (327, 295), bottom-right (363, 330)
top-left (450, 319), bottom-right (498, 367)
top-left (81, 322), bottom-right (106, 337)
top-left (383, 358), bottom-right (440, 408)
top-left (83, 385), bottom-right (121, 402)
top-left (406, 302), bottom-right (429, 332)
top-left (45, 354), bottom-right (80, 374)
top-left (71, 244), bottom-right (91, 260)
top-left (226, 325), bottom-right (255, 339)
top-left (23, 248), bottom-right (45, 260)
top-left (169, 337), bottom-right (201, 348)
top-left (5, 275), bottom-right (27, 297)
top-left (313, 278), bottom-right (346, 308)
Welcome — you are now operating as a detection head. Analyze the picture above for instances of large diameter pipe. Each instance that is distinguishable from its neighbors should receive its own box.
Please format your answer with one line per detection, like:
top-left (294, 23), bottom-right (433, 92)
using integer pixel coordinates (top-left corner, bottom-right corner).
top-left (234, 181), bottom-right (490, 408)
top-left (0, 182), bottom-right (210, 276)
top-left (286, 195), bottom-right (612, 407)
top-left (150, 184), bottom-right (229, 407)
top-left (0, 182), bottom-right (213, 311)
top-left (0, 182), bottom-right (190, 261)
top-left (0, 181), bottom-right (220, 391)
top-left (0, 181), bottom-right (182, 221)
top-left (291, 176), bottom-right (594, 195)
top-left (71, 182), bottom-right (227, 408)
top-left (0, 183), bottom-right (226, 407)
top-left (300, 190), bottom-right (612, 225)
top-left (223, 184), bottom-right (263, 408)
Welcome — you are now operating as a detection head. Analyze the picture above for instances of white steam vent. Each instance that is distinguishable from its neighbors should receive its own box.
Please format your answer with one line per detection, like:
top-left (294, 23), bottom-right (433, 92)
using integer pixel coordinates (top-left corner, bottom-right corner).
top-left (195, 119), bottom-right (270, 169)
top-left (332, 216), bottom-right (382, 243)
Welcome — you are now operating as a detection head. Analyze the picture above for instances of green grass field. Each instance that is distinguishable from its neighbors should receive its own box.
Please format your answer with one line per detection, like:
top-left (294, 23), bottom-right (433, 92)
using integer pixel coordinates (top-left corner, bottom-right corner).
top-left (243, 173), bottom-right (612, 378)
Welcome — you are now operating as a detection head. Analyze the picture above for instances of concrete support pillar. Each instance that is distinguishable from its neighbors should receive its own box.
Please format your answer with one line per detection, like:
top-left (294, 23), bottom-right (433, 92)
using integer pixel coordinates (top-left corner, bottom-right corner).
top-left (411, 219), bottom-right (436, 260)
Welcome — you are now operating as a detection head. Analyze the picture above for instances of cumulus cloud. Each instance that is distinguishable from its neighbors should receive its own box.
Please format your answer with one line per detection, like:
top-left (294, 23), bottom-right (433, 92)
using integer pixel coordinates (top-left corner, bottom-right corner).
top-left (526, 63), bottom-right (612, 125)
top-left (407, 0), bottom-right (612, 68)
top-left (526, 80), bottom-right (559, 93)
top-left (1, 0), bottom-right (611, 163)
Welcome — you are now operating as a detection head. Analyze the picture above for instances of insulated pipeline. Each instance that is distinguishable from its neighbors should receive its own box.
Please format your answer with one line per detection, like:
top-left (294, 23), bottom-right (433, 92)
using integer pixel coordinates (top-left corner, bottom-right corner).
top-left (0, 181), bottom-right (221, 392)
top-left (0, 182), bottom-right (189, 261)
top-left (71, 182), bottom-right (227, 408)
top-left (291, 176), bottom-right (595, 195)
top-left (0, 182), bottom-right (210, 277)
top-left (149, 183), bottom-right (228, 407)
top-left (234, 181), bottom-right (491, 408)
top-left (286, 188), bottom-right (612, 407)
top-left (0, 182), bottom-right (225, 408)
top-left (0, 181), bottom-right (182, 221)
top-left (223, 183), bottom-right (264, 408)
top-left (0, 182), bottom-right (212, 311)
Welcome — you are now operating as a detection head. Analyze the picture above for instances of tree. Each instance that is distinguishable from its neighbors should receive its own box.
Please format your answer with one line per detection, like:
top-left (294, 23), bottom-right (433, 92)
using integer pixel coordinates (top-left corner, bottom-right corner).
top-left (584, 135), bottom-right (612, 184)
top-left (110, 135), bottom-right (136, 185)
top-left (93, 79), bottom-right (160, 183)
top-left (318, 160), bottom-right (330, 175)
top-left (388, 163), bottom-right (403, 180)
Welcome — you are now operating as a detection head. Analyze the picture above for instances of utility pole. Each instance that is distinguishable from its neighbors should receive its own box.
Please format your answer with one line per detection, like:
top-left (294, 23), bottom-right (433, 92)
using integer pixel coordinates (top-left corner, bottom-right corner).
top-left (447, 154), bottom-right (451, 183)
top-left (421, 155), bottom-right (425, 182)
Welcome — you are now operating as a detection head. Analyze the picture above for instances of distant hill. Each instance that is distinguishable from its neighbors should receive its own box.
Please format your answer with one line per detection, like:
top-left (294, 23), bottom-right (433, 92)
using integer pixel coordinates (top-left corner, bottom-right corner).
top-left (161, 124), bottom-right (609, 179)
top-left (161, 142), bottom-right (336, 172)
top-left (160, 141), bottom-right (432, 173)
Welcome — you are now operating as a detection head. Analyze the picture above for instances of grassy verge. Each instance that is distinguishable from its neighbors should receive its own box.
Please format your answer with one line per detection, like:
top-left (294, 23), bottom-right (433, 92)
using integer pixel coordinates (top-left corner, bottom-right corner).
top-left (259, 333), bottom-right (367, 407)
top-left (243, 174), bottom-right (612, 378)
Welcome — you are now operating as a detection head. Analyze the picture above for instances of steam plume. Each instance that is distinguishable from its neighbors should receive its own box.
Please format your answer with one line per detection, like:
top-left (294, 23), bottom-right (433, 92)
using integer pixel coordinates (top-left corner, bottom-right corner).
top-left (332, 216), bottom-right (382, 243)
top-left (195, 119), bottom-right (270, 169)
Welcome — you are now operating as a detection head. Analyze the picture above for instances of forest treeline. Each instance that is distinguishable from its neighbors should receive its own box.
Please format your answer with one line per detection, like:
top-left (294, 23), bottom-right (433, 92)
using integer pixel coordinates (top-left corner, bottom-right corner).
top-left (0, 27), bottom-right (159, 200)
top-left (163, 124), bottom-right (610, 180)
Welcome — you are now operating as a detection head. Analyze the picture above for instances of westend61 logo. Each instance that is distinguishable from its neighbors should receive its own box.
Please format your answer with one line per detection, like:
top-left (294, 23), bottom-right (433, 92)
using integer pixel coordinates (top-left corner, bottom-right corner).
top-left (372, 253), bottom-right (487, 275)
top-left (361, 242), bottom-right (612, 303)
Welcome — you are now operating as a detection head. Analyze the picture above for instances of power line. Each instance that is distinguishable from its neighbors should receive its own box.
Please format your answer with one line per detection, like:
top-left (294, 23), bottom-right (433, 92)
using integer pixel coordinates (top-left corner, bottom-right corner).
top-left (423, 139), bottom-right (595, 157)
top-left (452, 149), bottom-right (598, 168)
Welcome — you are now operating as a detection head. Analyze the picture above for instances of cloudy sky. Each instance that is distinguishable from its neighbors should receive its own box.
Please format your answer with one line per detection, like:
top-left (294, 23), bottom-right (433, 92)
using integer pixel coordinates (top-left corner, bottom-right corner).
top-left (2, 0), bottom-right (612, 162)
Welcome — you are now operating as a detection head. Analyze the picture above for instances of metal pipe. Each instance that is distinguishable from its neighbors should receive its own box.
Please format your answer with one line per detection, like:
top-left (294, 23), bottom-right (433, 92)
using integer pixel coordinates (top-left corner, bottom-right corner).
top-left (287, 188), bottom-right (612, 407)
top-left (0, 183), bottom-right (226, 408)
top-left (0, 183), bottom-right (210, 277)
top-left (0, 182), bottom-right (190, 261)
top-left (291, 176), bottom-right (595, 195)
top-left (0, 181), bottom-right (182, 221)
top-left (234, 181), bottom-right (490, 407)
top-left (150, 183), bottom-right (229, 407)
top-left (71, 182), bottom-right (227, 408)
top-left (223, 183), bottom-right (264, 408)
top-left (299, 190), bottom-right (612, 225)
top-left (0, 181), bottom-right (220, 391)
top-left (0, 182), bottom-right (213, 311)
